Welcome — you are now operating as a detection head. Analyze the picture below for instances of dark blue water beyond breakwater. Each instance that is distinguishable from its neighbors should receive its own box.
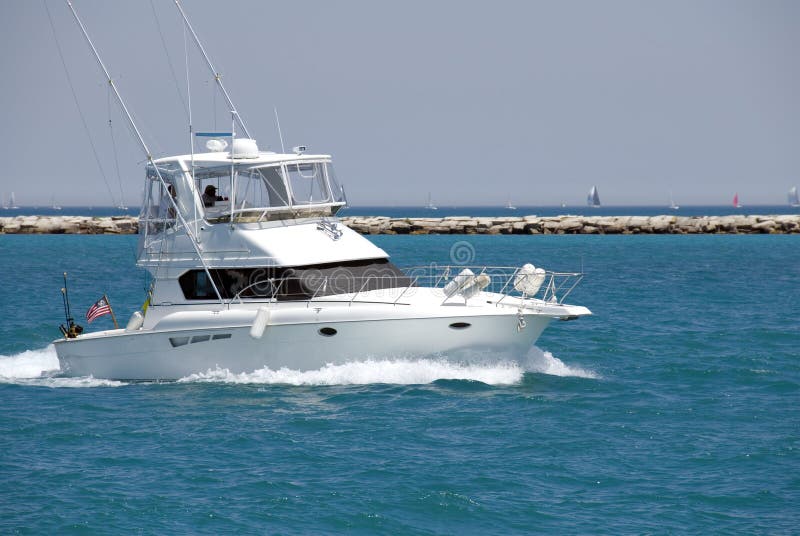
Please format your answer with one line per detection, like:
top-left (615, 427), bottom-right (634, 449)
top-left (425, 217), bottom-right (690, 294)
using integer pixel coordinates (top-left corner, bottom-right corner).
top-left (1, 234), bottom-right (799, 533)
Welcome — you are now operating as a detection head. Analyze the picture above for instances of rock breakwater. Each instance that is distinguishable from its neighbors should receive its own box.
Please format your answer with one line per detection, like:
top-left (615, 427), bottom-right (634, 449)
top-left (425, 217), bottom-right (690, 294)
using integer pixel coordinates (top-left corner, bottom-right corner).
top-left (339, 215), bottom-right (800, 234)
top-left (1, 214), bottom-right (799, 235)
top-left (0, 216), bottom-right (138, 235)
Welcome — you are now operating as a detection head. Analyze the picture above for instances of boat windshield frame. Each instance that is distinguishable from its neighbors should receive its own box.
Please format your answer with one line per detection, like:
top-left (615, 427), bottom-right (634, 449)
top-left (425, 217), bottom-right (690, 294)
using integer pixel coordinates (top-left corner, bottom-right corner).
top-left (190, 158), bottom-right (346, 224)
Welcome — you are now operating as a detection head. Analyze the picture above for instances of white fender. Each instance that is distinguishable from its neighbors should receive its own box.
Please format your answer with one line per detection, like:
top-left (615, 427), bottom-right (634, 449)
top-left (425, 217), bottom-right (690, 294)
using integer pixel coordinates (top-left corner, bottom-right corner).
top-left (514, 264), bottom-right (547, 296)
top-left (443, 268), bottom-right (475, 298)
top-left (461, 273), bottom-right (491, 300)
top-left (125, 311), bottom-right (144, 331)
top-left (249, 307), bottom-right (271, 339)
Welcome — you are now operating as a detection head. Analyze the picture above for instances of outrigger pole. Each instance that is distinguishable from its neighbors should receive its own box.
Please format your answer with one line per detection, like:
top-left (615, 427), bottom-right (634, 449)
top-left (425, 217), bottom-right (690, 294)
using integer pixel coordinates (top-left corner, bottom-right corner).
top-left (65, 0), bottom-right (224, 304)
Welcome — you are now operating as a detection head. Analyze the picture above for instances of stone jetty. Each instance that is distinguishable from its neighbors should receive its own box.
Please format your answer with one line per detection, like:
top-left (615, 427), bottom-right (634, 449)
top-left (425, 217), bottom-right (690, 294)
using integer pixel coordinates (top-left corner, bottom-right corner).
top-left (1, 214), bottom-right (799, 235)
top-left (0, 216), bottom-right (138, 235)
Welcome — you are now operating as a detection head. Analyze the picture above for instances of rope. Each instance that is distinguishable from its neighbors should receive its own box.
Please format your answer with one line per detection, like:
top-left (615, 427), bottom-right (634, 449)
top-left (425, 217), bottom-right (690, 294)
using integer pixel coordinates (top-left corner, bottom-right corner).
top-left (149, 0), bottom-right (189, 119)
top-left (43, 0), bottom-right (117, 207)
top-left (107, 86), bottom-right (126, 209)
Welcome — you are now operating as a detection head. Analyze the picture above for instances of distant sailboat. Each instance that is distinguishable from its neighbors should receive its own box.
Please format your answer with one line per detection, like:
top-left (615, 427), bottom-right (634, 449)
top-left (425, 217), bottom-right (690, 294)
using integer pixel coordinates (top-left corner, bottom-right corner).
top-left (733, 193), bottom-right (742, 208)
top-left (587, 186), bottom-right (601, 208)
top-left (424, 193), bottom-right (437, 210)
top-left (505, 196), bottom-right (517, 210)
top-left (51, 196), bottom-right (62, 210)
top-left (669, 191), bottom-right (679, 211)
top-left (1, 193), bottom-right (7, 209)
top-left (788, 186), bottom-right (800, 208)
top-left (9, 192), bottom-right (19, 209)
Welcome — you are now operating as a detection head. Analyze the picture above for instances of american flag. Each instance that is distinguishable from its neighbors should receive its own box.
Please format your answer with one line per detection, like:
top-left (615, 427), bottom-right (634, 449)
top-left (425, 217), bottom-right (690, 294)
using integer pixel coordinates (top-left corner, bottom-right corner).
top-left (86, 296), bottom-right (112, 323)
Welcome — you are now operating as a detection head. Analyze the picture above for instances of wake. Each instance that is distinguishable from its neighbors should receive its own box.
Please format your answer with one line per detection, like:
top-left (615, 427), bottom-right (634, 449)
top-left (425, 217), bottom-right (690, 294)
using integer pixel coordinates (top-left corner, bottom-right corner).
top-left (0, 345), bottom-right (597, 388)
top-left (180, 347), bottom-right (599, 385)
top-left (0, 345), bottom-right (125, 388)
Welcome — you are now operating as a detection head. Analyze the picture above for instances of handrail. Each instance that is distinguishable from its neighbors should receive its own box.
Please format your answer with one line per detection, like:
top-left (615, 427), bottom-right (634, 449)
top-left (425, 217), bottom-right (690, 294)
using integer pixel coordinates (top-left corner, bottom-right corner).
top-left (393, 276), bottom-right (418, 305)
top-left (349, 276), bottom-right (374, 306)
top-left (214, 265), bottom-right (584, 308)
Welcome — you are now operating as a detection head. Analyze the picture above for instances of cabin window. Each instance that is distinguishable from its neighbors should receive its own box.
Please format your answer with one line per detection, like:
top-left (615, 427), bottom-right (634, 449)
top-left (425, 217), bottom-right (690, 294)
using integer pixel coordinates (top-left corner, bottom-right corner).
top-left (141, 165), bottom-right (184, 235)
top-left (196, 176), bottom-right (231, 220)
top-left (254, 166), bottom-right (290, 208)
top-left (286, 162), bottom-right (330, 205)
top-left (169, 336), bottom-right (190, 347)
top-left (191, 160), bottom-right (341, 223)
top-left (177, 259), bottom-right (413, 301)
top-left (325, 164), bottom-right (346, 203)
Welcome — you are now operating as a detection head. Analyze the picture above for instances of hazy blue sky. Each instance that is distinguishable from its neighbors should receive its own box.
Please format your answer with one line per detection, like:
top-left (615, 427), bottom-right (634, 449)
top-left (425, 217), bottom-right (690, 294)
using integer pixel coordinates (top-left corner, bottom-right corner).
top-left (1, 0), bottom-right (798, 206)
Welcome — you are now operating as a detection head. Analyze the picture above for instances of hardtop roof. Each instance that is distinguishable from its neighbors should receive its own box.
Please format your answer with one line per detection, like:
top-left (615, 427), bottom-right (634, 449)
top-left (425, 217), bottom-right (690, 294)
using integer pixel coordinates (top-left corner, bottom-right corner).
top-left (152, 151), bottom-right (332, 167)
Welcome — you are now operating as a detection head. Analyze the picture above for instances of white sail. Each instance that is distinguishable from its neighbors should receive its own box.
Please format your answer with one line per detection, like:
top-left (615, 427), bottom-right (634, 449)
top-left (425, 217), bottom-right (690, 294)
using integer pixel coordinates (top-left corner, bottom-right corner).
top-left (669, 191), bottom-right (679, 210)
top-left (9, 192), bottom-right (19, 209)
top-left (587, 186), bottom-right (600, 207)
top-left (789, 186), bottom-right (799, 207)
top-left (425, 192), bottom-right (437, 210)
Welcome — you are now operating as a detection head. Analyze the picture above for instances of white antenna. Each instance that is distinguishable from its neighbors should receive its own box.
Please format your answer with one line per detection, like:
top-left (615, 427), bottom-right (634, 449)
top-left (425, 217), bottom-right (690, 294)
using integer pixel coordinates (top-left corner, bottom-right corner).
top-left (274, 107), bottom-right (286, 153)
top-left (65, 0), bottom-right (223, 303)
top-left (174, 0), bottom-right (252, 140)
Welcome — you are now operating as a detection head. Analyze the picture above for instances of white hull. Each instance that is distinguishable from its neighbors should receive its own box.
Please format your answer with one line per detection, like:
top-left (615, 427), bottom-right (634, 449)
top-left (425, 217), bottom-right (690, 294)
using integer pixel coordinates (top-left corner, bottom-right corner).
top-left (54, 290), bottom-right (586, 380)
top-left (56, 313), bottom-right (551, 380)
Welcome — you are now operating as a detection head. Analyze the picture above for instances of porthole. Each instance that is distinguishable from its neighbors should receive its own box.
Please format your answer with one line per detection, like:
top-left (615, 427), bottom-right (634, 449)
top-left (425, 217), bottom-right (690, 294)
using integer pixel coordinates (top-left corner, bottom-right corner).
top-left (212, 333), bottom-right (232, 340)
top-left (318, 327), bottom-right (337, 337)
top-left (449, 322), bottom-right (471, 330)
top-left (191, 335), bottom-right (211, 343)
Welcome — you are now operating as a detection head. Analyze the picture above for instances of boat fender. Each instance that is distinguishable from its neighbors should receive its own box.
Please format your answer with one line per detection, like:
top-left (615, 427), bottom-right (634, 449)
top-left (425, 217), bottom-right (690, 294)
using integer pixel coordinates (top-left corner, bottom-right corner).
top-left (443, 268), bottom-right (475, 298)
top-left (125, 311), bottom-right (144, 331)
top-left (461, 273), bottom-right (491, 300)
top-left (250, 307), bottom-right (271, 339)
top-left (514, 264), bottom-right (547, 296)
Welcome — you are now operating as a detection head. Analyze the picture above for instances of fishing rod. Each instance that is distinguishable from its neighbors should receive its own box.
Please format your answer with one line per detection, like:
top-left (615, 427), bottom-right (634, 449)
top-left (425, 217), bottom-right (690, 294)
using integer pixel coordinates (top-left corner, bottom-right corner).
top-left (59, 272), bottom-right (83, 339)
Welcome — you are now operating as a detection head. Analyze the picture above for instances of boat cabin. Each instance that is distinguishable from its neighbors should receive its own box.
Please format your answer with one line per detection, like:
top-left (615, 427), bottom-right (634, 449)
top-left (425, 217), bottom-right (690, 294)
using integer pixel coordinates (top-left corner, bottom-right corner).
top-left (139, 139), bottom-right (345, 238)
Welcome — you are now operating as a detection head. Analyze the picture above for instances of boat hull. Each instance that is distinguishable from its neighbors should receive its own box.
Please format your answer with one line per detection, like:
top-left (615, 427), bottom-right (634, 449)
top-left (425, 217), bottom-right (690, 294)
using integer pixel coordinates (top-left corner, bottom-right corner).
top-left (55, 313), bottom-right (552, 380)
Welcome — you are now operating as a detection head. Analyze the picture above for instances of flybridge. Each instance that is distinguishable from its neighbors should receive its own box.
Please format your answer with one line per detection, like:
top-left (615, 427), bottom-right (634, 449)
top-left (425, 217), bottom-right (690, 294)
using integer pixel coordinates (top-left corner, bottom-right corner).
top-left (143, 147), bottom-right (345, 227)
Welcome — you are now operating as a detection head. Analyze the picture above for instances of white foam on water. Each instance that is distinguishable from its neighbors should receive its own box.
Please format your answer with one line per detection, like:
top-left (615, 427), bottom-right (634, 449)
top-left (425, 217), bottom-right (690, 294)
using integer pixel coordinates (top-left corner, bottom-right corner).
top-left (0, 345), bottom-right (126, 388)
top-left (178, 347), bottom-right (599, 386)
top-left (0, 345), bottom-right (60, 378)
top-left (521, 347), bottom-right (600, 379)
top-left (179, 358), bottom-right (526, 386)
top-left (0, 345), bottom-right (595, 388)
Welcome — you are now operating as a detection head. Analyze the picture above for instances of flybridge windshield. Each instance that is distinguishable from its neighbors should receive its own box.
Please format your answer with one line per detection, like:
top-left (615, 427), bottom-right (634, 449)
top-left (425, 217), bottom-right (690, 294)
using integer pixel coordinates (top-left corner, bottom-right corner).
top-left (192, 160), bottom-right (345, 223)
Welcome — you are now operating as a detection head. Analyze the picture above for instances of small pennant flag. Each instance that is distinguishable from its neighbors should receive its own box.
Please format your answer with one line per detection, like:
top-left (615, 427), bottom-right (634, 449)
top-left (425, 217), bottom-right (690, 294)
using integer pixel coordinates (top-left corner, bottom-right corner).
top-left (86, 296), bottom-right (112, 324)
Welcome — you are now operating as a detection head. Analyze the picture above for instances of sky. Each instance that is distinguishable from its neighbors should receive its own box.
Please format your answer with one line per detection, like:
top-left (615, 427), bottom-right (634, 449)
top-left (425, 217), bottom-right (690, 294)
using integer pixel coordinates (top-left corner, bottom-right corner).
top-left (0, 0), bottom-right (798, 207)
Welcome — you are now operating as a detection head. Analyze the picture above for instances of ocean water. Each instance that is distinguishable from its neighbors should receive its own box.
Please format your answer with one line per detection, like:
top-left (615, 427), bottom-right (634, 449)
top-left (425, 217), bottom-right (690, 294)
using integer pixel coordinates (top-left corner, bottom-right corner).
top-left (1, 233), bottom-right (798, 533)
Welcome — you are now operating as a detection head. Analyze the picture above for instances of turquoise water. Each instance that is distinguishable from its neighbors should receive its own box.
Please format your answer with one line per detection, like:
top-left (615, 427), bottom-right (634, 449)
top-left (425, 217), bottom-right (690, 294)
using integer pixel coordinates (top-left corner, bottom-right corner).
top-left (1, 234), bottom-right (798, 533)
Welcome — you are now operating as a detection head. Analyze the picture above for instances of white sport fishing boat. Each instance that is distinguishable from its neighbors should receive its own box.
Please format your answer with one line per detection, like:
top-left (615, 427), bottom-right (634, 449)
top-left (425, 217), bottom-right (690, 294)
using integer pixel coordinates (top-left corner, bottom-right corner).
top-left (53, 2), bottom-right (591, 380)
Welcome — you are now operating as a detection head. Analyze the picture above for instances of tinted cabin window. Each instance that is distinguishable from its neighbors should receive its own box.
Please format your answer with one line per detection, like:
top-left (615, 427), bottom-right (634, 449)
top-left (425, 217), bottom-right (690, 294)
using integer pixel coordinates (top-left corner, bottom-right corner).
top-left (178, 259), bottom-right (413, 300)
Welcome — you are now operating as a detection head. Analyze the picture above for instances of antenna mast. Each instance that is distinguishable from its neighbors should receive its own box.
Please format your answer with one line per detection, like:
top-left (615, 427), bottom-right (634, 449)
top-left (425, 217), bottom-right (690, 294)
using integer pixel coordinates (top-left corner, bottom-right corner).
top-left (174, 0), bottom-right (252, 140)
top-left (274, 107), bottom-right (286, 153)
